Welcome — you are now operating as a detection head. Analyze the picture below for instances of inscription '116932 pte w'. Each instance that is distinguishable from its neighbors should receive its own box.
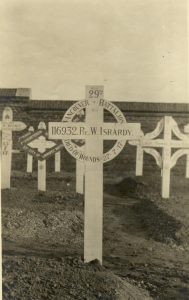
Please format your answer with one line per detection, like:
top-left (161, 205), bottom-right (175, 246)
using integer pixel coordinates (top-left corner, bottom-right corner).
top-left (49, 123), bottom-right (138, 140)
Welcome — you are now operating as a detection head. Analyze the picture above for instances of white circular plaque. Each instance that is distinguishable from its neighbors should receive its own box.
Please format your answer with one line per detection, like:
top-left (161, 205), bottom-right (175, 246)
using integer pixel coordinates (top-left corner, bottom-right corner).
top-left (62, 99), bottom-right (127, 163)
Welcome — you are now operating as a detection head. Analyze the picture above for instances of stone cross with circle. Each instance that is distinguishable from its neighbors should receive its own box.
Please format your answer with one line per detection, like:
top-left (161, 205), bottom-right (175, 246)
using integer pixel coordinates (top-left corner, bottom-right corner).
top-left (48, 85), bottom-right (141, 264)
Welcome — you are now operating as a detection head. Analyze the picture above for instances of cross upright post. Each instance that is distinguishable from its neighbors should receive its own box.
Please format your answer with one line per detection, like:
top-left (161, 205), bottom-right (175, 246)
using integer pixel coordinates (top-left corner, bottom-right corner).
top-left (27, 126), bottom-right (34, 173)
top-left (84, 86), bottom-right (104, 263)
top-left (161, 116), bottom-right (172, 198)
top-left (55, 151), bottom-right (61, 172)
top-left (76, 160), bottom-right (85, 194)
top-left (135, 145), bottom-right (143, 176)
top-left (128, 131), bottom-right (144, 176)
top-left (37, 134), bottom-right (46, 191)
top-left (1, 108), bottom-right (13, 189)
top-left (184, 124), bottom-right (189, 178)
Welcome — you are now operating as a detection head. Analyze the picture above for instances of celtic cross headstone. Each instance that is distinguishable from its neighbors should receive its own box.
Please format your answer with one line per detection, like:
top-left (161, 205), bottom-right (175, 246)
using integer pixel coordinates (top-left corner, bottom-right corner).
top-left (48, 85), bottom-right (141, 264)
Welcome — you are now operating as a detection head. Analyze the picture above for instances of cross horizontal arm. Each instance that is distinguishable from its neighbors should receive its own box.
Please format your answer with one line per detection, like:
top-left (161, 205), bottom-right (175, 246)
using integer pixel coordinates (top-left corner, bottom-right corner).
top-left (141, 139), bottom-right (189, 148)
top-left (48, 122), bottom-right (140, 140)
top-left (28, 140), bottom-right (56, 149)
top-left (0, 121), bottom-right (27, 131)
top-left (12, 150), bottom-right (20, 153)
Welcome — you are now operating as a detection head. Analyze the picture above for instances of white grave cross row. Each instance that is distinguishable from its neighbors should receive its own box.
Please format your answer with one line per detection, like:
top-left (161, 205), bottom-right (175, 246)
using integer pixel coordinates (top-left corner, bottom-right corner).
top-left (48, 85), bottom-right (141, 264)
top-left (0, 107), bottom-right (27, 189)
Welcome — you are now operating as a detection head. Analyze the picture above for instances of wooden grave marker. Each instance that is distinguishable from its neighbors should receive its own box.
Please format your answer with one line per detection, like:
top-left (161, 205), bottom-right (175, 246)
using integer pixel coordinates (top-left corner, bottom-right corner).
top-left (27, 126), bottom-right (61, 174)
top-left (28, 122), bottom-right (56, 191)
top-left (18, 122), bottom-right (64, 191)
top-left (48, 85), bottom-right (141, 264)
top-left (129, 117), bottom-right (189, 198)
top-left (128, 118), bottom-right (164, 176)
top-left (0, 107), bottom-right (27, 189)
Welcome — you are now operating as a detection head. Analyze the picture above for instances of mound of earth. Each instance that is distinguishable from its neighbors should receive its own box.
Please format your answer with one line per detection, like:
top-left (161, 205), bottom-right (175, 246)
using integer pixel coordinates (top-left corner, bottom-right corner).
top-left (104, 177), bottom-right (147, 197)
top-left (3, 257), bottom-right (152, 300)
top-left (116, 178), bottom-right (145, 195)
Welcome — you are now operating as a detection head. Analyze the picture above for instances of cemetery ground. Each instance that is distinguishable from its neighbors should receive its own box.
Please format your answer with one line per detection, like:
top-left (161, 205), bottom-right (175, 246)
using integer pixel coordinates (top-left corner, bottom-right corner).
top-left (2, 169), bottom-right (189, 300)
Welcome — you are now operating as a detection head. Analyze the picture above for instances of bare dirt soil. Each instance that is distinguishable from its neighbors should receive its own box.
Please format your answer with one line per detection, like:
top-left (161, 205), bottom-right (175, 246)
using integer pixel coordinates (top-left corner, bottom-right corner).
top-left (2, 170), bottom-right (189, 299)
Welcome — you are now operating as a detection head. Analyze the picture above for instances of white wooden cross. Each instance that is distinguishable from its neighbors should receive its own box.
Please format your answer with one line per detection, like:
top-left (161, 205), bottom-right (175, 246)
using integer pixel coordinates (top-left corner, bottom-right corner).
top-left (48, 85), bottom-right (141, 264)
top-left (26, 126), bottom-right (61, 174)
top-left (28, 122), bottom-right (56, 191)
top-left (128, 119), bottom-right (164, 176)
top-left (129, 117), bottom-right (189, 198)
top-left (0, 107), bottom-right (26, 189)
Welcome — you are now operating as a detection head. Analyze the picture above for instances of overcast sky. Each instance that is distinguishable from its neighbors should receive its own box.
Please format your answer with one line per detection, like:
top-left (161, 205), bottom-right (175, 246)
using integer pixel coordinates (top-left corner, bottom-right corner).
top-left (0, 0), bottom-right (188, 102)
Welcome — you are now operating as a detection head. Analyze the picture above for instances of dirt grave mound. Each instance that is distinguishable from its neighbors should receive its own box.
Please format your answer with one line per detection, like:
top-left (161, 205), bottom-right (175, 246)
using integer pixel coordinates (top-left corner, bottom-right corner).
top-left (3, 257), bottom-right (152, 300)
top-left (116, 178), bottom-right (145, 195)
top-left (104, 177), bottom-right (147, 197)
top-left (2, 206), bottom-right (84, 247)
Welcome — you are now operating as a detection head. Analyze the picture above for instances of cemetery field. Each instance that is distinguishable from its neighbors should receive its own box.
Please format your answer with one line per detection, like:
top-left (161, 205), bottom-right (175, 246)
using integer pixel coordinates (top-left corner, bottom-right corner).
top-left (2, 171), bottom-right (189, 300)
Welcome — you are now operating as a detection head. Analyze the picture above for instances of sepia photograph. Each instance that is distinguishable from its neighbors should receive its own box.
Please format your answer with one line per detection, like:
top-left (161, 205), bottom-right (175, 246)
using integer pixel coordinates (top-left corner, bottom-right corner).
top-left (0, 1), bottom-right (189, 299)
